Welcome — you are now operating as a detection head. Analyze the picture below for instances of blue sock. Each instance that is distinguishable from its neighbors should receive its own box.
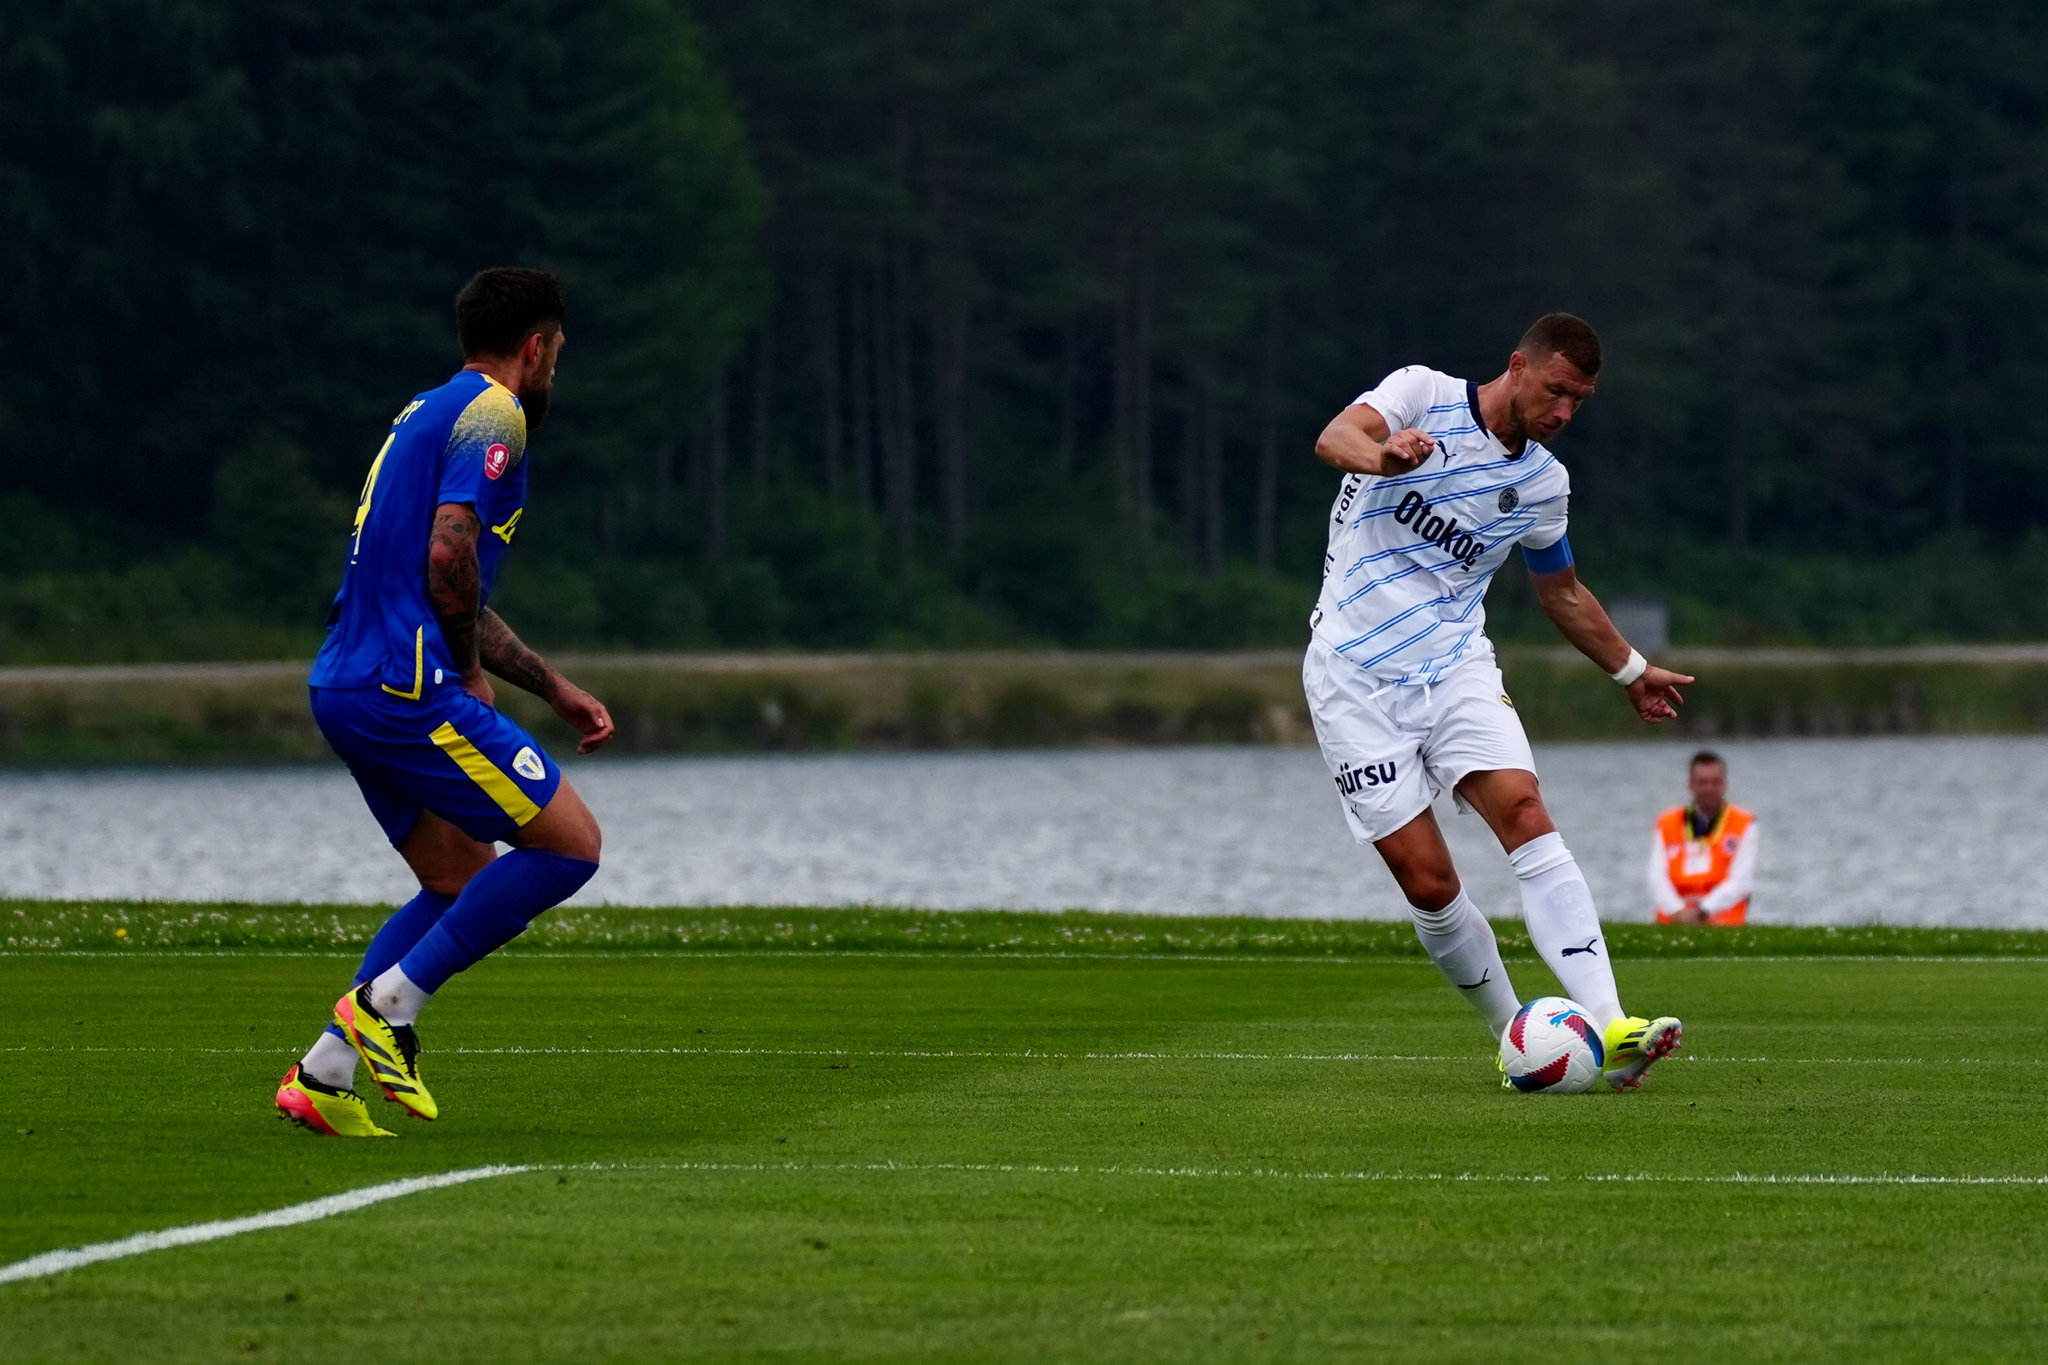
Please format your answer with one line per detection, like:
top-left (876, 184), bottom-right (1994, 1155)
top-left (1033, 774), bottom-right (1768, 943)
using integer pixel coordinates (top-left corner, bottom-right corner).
top-left (321, 887), bottom-right (457, 1042)
top-left (396, 850), bottom-right (597, 994)
top-left (355, 888), bottom-right (457, 986)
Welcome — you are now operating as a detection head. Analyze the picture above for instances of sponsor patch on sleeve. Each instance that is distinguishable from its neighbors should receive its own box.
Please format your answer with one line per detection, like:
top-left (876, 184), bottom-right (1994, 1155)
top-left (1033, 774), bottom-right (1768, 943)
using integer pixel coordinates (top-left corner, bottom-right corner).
top-left (485, 443), bottom-right (510, 480)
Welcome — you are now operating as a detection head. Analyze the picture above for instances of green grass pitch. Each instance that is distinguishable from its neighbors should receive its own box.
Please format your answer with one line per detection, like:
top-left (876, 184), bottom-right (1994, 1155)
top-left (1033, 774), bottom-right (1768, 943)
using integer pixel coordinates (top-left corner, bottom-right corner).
top-left (3, 905), bottom-right (2046, 1361)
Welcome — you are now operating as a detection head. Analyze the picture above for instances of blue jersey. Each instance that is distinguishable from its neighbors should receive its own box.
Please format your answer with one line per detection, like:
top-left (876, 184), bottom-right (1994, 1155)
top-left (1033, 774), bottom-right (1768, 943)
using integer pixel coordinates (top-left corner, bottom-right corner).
top-left (310, 370), bottom-right (530, 694)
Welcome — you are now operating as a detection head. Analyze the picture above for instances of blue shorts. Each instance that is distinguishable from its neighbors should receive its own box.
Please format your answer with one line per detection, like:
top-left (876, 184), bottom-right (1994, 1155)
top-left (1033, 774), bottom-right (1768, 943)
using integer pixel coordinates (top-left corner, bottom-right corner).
top-left (310, 684), bottom-right (563, 847)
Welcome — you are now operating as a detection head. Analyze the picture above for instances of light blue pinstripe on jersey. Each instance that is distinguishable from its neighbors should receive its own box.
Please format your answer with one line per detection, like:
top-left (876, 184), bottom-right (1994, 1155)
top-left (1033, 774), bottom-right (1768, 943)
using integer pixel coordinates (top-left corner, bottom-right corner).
top-left (1338, 459), bottom-right (1556, 542)
top-left (1333, 532), bottom-right (1510, 647)
top-left (1369, 448), bottom-right (1554, 492)
top-left (1345, 580), bottom-right (1494, 678)
top-left (1337, 495), bottom-right (1547, 587)
top-left (1334, 472), bottom-right (1553, 592)
top-left (1331, 517), bottom-right (1530, 654)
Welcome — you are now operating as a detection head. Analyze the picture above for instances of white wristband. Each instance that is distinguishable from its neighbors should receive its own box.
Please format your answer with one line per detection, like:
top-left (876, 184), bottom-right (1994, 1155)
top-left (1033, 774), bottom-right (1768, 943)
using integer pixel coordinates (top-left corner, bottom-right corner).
top-left (1610, 648), bottom-right (1648, 686)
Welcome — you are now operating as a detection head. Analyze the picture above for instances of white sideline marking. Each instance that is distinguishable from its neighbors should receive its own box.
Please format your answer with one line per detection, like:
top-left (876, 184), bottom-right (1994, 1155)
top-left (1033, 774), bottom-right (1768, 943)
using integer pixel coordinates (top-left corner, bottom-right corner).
top-left (9, 1156), bottom-right (2039, 1288)
top-left (0, 1165), bottom-right (528, 1287)
top-left (437, 1046), bottom-right (1999, 1067)
top-left (568, 1159), bottom-right (2048, 1189)
top-left (10, 1044), bottom-right (2027, 1067)
top-left (8, 949), bottom-right (2047, 966)
top-left (0, 951), bottom-right (355, 960)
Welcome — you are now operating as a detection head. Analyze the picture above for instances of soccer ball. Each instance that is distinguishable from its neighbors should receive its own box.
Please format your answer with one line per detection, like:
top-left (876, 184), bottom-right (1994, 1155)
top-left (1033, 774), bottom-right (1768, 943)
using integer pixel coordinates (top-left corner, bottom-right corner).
top-left (1500, 996), bottom-right (1606, 1094)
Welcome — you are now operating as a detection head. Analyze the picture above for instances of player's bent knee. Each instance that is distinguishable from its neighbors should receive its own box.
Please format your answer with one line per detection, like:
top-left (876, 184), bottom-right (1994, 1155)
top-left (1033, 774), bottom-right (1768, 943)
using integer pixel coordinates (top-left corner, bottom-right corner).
top-left (1383, 851), bottom-right (1461, 911)
top-left (399, 813), bottom-right (498, 897)
top-left (1400, 870), bottom-right (1462, 914)
top-left (419, 870), bottom-right (477, 898)
top-left (414, 845), bottom-right (493, 896)
top-left (1502, 794), bottom-right (1554, 845)
top-left (516, 781), bottom-right (602, 863)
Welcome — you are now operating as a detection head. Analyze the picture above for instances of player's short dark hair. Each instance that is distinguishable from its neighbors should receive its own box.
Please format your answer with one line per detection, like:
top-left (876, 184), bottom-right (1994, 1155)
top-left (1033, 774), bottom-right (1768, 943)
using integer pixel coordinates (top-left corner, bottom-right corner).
top-left (1517, 312), bottom-right (1602, 377)
top-left (455, 268), bottom-right (565, 359)
top-left (1690, 750), bottom-right (1725, 771)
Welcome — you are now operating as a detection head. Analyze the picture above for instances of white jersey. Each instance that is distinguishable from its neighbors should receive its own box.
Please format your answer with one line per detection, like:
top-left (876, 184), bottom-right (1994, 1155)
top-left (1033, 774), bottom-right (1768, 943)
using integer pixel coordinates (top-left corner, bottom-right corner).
top-left (1310, 365), bottom-right (1572, 685)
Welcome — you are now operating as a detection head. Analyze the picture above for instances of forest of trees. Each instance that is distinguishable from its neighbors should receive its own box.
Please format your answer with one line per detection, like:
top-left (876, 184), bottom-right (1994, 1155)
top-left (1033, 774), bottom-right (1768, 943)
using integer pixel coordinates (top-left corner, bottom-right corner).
top-left (6, 0), bottom-right (2048, 660)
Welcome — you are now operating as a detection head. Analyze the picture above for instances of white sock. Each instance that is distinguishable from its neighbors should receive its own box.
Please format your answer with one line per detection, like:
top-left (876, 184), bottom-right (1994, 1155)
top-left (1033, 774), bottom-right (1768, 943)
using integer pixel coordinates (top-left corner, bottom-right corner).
top-left (368, 965), bottom-right (432, 1026)
top-left (1508, 831), bottom-right (1624, 1029)
top-left (300, 1030), bottom-right (360, 1090)
top-left (1410, 890), bottom-right (1521, 1037)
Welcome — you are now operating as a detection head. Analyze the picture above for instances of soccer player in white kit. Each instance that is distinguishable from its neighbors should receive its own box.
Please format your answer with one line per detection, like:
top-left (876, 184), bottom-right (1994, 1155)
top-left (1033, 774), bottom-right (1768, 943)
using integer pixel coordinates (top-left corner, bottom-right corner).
top-left (1306, 313), bottom-right (1691, 1090)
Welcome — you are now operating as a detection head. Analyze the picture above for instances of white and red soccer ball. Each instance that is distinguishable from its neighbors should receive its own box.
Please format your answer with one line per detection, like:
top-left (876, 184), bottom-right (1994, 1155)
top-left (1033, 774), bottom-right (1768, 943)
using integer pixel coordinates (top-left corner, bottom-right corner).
top-left (1500, 996), bottom-right (1605, 1093)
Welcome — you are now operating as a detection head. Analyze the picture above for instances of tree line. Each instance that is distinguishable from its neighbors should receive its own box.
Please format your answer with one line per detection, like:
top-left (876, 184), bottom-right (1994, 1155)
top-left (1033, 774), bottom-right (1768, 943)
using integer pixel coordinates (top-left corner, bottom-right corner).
top-left (5, 1), bottom-right (2048, 660)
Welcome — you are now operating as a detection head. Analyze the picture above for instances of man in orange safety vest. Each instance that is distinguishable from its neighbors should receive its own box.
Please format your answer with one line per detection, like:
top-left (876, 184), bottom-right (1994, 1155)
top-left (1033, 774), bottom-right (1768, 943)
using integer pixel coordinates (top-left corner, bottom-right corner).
top-left (1649, 750), bottom-right (1758, 925)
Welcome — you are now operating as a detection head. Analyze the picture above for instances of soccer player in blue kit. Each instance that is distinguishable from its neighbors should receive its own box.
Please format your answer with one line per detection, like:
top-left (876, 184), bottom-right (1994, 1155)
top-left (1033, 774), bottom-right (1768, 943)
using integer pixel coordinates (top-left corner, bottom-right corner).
top-left (277, 268), bottom-right (615, 1137)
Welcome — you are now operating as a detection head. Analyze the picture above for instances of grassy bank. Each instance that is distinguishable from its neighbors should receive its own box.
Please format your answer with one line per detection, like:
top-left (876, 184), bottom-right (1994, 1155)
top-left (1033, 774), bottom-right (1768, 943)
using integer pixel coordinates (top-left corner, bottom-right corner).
top-left (7, 900), bottom-right (2044, 958)
top-left (10, 646), bottom-right (2048, 763)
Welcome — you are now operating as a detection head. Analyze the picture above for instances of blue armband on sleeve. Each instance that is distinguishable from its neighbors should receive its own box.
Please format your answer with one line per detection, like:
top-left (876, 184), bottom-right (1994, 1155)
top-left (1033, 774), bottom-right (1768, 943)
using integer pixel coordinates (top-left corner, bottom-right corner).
top-left (1521, 536), bottom-right (1573, 574)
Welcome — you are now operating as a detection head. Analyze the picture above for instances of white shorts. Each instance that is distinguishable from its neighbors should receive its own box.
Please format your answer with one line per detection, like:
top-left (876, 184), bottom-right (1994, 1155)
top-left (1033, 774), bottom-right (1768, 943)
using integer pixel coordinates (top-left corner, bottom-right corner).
top-left (1302, 638), bottom-right (1537, 844)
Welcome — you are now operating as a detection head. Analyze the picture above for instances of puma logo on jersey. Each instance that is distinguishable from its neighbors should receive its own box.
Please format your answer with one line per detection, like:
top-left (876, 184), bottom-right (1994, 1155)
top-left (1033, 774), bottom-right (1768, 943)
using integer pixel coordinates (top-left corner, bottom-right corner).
top-left (1334, 760), bottom-right (1397, 795)
top-left (1561, 938), bottom-right (1601, 957)
top-left (1392, 491), bottom-right (1487, 569)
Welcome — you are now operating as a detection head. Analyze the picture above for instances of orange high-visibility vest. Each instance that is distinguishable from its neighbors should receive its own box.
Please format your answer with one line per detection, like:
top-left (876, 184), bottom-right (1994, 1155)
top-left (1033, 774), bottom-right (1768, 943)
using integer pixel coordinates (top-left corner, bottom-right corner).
top-left (1655, 804), bottom-right (1754, 926)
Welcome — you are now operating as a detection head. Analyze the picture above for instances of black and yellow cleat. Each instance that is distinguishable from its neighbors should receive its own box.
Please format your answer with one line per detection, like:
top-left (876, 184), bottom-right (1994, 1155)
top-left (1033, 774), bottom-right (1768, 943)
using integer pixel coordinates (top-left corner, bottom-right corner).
top-left (275, 1064), bottom-right (394, 1137)
top-left (333, 985), bottom-right (438, 1121)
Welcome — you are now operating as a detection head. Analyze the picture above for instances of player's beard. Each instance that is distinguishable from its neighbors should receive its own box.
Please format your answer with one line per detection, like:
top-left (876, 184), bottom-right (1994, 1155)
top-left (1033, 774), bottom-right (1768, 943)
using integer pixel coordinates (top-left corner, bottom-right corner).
top-left (1503, 401), bottom-right (1530, 446)
top-left (519, 380), bottom-right (552, 431)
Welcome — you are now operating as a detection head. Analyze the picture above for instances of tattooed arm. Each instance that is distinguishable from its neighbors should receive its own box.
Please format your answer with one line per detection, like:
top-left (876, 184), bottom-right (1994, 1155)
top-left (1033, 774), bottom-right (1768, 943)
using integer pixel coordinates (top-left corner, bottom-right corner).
top-left (426, 502), bottom-right (489, 703)
top-left (478, 607), bottom-right (616, 754)
top-left (428, 500), bottom-right (614, 750)
top-left (477, 608), bottom-right (559, 698)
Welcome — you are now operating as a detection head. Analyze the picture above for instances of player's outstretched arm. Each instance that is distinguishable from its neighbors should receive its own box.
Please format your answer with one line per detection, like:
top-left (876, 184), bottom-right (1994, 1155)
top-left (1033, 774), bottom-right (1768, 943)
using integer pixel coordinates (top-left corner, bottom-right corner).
top-left (477, 608), bottom-right (615, 754)
top-left (426, 501), bottom-right (490, 706)
top-left (1529, 565), bottom-right (1694, 725)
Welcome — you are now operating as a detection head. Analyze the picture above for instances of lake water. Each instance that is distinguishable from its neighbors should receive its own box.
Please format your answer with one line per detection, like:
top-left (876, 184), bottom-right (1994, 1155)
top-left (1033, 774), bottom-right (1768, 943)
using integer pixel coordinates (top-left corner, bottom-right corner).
top-left (0, 736), bottom-right (2037, 926)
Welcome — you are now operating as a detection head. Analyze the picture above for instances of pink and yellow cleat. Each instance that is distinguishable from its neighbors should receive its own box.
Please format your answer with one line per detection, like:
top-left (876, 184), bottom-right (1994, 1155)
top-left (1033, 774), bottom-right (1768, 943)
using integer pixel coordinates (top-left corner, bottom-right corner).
top-left (1602, 1015), bottom-right (1684, 1090)
top-left (334, 985), bottom-right (438, 1121)
top-left (275, 1064), bottom-right (394, 1137)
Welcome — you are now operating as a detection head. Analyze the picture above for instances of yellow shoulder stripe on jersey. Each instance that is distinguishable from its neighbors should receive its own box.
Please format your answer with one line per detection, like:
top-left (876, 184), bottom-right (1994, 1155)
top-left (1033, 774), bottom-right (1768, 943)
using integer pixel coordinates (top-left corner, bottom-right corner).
top-left (380, 627), bottom-right (425, 700)
top-left (450, 379), bottom-right (528, 461)
top-left (428, 722), bottom-right (542, 826)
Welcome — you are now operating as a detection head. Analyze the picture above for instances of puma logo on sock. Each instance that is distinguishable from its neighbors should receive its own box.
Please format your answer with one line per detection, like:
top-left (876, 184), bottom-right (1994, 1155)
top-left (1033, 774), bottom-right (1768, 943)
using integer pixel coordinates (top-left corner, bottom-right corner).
top-left (1561, 938), bottom-right (1600, 957)
top-left (1455, 972), bottom-right (1491, 990)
